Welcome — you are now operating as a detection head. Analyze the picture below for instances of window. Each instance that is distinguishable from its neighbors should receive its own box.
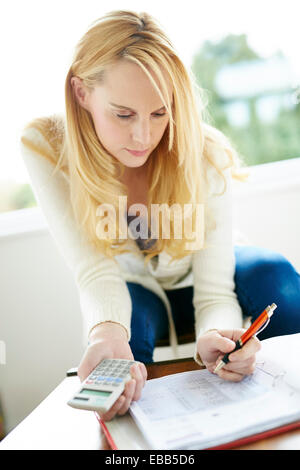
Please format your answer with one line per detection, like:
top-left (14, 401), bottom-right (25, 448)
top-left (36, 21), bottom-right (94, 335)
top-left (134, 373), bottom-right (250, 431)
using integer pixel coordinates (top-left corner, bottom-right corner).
top-left (192, 37), bottom-right (300, 166)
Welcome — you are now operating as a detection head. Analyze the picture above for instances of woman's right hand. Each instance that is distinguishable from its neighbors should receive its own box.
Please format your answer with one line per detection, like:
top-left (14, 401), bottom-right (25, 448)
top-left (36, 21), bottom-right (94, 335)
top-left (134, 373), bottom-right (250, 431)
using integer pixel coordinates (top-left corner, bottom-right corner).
top-left (77, 322), bottom-right (147, 421)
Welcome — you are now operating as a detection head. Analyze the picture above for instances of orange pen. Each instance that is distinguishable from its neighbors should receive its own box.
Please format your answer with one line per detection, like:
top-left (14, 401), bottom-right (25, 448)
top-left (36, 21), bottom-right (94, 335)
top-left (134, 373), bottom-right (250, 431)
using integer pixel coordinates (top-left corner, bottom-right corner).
top-left (214, 303), bottom-right (277, 373)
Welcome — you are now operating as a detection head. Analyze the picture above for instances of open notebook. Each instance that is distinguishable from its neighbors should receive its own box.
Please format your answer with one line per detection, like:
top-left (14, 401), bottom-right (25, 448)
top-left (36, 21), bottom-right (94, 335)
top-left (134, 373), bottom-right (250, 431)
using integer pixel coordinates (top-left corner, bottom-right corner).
top-left (97, 333), bottom-right (300, 450)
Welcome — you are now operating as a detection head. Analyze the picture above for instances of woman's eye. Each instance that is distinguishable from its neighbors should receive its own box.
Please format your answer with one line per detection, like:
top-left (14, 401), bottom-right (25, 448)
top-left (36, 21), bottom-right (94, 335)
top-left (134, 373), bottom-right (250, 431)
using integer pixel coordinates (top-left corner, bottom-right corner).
top-left (116, 113), bottom-right (166, 119)
top-left (117, 114), bottom-right (132, 119)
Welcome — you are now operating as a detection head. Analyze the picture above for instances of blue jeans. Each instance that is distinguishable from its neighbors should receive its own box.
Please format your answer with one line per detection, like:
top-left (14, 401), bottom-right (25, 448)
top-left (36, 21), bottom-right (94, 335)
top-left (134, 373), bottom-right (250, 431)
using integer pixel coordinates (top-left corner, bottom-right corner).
top-left (127, 245), bottom-right (300, 364)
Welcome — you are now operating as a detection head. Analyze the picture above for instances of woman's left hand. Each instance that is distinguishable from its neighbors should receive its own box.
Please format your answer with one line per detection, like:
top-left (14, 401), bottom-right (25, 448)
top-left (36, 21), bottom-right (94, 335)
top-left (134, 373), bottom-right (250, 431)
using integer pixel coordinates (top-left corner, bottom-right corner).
top-left (196, 328), bottom-right (261, 382)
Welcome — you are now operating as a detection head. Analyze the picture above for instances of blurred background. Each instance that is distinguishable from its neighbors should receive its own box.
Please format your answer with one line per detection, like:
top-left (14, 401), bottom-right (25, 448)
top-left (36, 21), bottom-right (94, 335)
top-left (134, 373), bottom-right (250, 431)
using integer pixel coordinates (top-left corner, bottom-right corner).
top-left (0, 0), bottom-right (300, 441)
top-left (0, 0), bottom-right (299, 213)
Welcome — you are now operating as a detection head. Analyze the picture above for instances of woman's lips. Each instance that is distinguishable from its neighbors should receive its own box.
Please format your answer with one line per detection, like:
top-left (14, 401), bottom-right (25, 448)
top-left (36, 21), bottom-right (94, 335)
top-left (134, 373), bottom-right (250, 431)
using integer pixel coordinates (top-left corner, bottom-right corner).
top-left (126, 148), bottom-right (149, 156)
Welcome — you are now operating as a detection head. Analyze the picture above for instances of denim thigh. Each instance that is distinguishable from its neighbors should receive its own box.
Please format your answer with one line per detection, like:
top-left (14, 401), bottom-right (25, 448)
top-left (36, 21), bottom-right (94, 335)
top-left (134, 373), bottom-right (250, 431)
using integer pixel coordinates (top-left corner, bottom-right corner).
top-left (127, 245), bottom-right (300, 362)
top-left (234, 245), bottom-right (300, 339)
top-left (127, 282), bottom-right (169, 363)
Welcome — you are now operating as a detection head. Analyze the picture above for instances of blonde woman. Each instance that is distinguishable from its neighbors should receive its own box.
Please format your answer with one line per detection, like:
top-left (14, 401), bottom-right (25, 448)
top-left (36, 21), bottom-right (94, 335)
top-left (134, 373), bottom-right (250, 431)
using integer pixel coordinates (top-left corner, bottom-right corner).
top-left (20, 10), bottom-right (300, 422)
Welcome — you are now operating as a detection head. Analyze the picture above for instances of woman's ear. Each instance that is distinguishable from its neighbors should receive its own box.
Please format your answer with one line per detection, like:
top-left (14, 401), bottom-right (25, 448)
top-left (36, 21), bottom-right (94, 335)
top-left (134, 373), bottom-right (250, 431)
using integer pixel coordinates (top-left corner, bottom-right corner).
top-left (71, 76), bottom-right (91, 111)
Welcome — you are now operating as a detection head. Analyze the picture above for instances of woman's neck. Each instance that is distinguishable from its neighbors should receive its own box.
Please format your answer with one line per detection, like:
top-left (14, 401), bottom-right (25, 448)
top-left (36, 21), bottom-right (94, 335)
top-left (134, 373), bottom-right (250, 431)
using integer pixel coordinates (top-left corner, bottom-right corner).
top-left (120, 161), bottom-right (149, 186)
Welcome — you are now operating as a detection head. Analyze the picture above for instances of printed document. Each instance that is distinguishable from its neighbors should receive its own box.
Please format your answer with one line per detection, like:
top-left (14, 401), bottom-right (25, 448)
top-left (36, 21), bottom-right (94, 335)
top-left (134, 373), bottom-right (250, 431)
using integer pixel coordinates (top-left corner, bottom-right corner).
top-left (130, 334), bottom-right (300, 449)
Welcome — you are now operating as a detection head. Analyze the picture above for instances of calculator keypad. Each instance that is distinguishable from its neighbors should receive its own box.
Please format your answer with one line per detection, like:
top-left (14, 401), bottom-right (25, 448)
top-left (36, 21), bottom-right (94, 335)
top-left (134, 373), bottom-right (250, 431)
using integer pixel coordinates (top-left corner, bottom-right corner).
top-left (85, 359), bottom-right (136, 387)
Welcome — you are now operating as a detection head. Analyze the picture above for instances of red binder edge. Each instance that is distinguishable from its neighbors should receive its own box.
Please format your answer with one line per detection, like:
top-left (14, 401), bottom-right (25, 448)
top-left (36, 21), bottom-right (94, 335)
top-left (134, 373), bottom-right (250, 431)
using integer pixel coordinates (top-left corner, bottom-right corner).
top-left (208, 420), bottom-right (300, 450)
top-left (95, 412), bottom-right (300, 450)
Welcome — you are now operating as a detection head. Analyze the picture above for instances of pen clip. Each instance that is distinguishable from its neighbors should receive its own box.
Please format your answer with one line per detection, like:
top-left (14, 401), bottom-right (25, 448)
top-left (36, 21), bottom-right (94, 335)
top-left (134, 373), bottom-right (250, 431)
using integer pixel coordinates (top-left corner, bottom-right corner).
top-left (254, 317), bottom-right (270, 337)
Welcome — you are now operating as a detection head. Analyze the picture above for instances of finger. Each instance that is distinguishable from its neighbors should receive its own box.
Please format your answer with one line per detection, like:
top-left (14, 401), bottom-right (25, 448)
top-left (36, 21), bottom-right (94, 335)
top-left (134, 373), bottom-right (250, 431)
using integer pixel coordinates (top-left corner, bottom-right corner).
top-left (216, 367), bottom-right (245, 382)
top-left (77, 350), bottom-right (94, 382)
top-left (212, 335), bottom-right (236, 354)
top-left (101, 395), bottom-right (126, 422)
top-left (77, 360), bottom-right (96, 382)
top-left (137, 362), bottom-right (147, 383)
top-left (102, 377), bottom-right (135, 421)
top-left (77, 366), bottom-right (87, 383)
top-left (117, 379), bottom-right (136, 416)
top-left (130, 364), bottom-right (144, 401)
top-left (222, 357), bottom-right (256, 375)
top-left (229, 337), bottom-right (261, 362)
top-left (217, 329), bottom-right (246, 342)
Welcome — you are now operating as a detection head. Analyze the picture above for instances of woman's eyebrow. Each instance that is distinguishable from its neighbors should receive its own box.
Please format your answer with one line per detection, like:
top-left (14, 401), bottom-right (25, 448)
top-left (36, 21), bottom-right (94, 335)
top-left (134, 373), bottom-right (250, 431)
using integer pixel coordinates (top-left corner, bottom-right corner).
top-left (109, 102), bottom-right (166, 113)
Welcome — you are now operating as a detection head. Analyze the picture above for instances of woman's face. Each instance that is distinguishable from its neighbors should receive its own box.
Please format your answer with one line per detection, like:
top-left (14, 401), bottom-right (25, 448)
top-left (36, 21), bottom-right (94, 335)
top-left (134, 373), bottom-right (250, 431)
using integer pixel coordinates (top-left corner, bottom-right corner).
top-left (72, 60), bottom-right (173, 170)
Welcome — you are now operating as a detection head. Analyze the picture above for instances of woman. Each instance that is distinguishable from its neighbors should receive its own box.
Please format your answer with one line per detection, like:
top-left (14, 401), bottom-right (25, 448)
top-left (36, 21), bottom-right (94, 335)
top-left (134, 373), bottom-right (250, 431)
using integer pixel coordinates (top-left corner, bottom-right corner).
top-left (20, 10), bottom-right (300, 422)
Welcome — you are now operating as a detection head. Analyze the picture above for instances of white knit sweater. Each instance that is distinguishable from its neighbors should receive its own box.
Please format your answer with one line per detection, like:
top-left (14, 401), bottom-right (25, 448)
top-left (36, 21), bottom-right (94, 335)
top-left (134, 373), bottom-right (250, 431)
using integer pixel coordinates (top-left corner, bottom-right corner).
top-left (20, 126), bottom-right (243, 365)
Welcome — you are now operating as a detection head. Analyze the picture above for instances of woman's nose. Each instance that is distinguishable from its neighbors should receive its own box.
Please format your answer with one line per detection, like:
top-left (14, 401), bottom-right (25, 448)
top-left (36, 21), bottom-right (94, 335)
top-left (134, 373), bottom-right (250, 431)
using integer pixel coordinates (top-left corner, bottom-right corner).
top-left (131, 120), bottom-right (151, 147)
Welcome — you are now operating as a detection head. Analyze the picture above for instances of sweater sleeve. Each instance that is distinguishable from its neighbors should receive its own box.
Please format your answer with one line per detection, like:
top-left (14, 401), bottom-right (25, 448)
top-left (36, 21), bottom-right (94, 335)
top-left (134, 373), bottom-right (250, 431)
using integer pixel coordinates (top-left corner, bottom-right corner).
top-left (20, 127), bottom-right (132, 341)
top-left (192, 158), bottom-right (243, 365)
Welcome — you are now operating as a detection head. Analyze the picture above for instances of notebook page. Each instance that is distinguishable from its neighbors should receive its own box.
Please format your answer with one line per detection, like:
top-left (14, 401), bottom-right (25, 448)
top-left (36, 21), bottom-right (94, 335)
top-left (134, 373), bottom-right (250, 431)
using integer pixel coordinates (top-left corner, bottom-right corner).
top-left (130, 360), bottom-right (300, 449)
top-left (256, 333), bottom-right (300, 390)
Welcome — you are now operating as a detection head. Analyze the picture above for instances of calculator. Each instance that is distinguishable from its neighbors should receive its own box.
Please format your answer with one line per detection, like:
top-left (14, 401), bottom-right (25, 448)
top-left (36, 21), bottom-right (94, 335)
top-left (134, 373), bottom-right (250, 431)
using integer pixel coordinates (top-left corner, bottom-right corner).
top-left (67, 358), bottom-right (137, 413)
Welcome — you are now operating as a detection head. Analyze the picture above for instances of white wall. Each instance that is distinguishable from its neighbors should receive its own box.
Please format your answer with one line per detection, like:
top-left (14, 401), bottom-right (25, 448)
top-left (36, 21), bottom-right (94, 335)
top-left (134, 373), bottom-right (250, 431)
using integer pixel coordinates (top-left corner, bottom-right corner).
top-left (0, 157), bottom-right (299, 435)
top-left (0, 217), bottom-right (84, 434)
top-left (232, 157), bottom-right (300, 271)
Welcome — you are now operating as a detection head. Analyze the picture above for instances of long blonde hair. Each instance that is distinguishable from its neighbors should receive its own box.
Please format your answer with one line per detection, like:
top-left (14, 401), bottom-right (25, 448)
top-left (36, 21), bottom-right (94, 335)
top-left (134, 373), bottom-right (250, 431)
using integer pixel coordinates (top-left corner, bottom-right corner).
top-left (21, 9), bottom-right (247, 265)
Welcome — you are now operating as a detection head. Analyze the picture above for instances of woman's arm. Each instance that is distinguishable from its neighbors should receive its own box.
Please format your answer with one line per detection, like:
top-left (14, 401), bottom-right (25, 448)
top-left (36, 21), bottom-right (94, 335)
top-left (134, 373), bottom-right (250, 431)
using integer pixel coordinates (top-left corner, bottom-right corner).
top-left (192, 162), bottom-right (243, 339)
top-left (20, 126), bottom-right (148, 419)
top-left (192, 153), bottom-right (261, 380)
top-left (20, 126), bottom-right (132, 341)
top-left (192, 153), bottom-right (244, 368)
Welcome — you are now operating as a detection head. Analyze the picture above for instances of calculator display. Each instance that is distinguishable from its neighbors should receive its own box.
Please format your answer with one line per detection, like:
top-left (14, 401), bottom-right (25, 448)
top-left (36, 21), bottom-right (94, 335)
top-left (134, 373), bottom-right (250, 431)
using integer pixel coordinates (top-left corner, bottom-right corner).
top-left (80, 389), bottom-right (112, 397)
